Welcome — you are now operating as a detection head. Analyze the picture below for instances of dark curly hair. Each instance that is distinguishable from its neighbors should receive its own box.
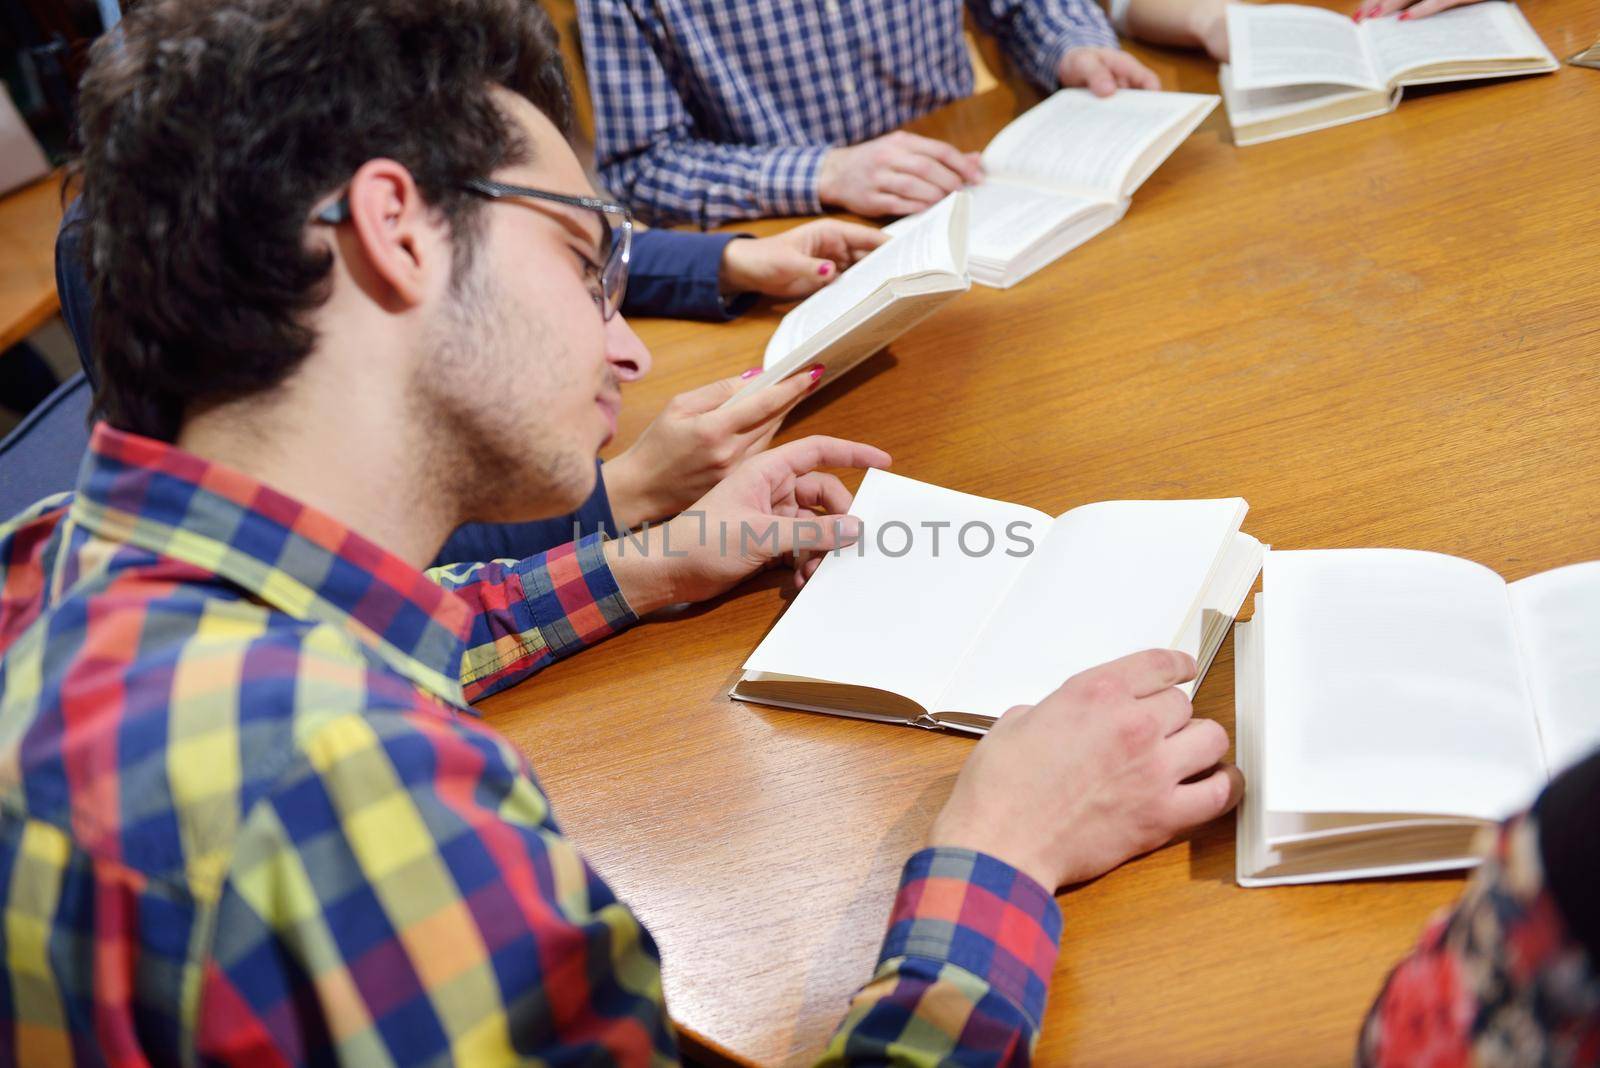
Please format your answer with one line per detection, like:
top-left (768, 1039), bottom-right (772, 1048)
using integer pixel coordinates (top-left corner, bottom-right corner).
top-left (76, 0), bottom-right (573, 441)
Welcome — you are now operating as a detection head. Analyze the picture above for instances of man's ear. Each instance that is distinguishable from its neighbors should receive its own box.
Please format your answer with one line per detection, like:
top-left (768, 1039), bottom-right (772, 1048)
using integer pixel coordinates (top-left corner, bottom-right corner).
top-left (341, 159), bottom-right (448, 308)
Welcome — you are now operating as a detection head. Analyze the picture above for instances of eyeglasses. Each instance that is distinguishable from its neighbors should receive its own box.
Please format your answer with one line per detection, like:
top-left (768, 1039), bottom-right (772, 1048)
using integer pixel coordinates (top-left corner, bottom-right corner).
top-left (315, 177), bottom-right (633, 321)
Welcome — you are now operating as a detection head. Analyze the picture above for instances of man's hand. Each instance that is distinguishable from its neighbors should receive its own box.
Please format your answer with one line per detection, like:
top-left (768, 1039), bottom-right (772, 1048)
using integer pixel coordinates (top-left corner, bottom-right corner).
top-left (928, 650), bottom-right (1243, 891)
top-left (1057, 46), bottom-right (1162, 96)
top-left (1354, 0), bottom-right (1480, 20)
top-left (817, 131), bottom-right (983, 217)
top-left (603, 436), bottom-right (892, 614)
top-left (720, 220), bottom-right (889, 300)
top-left (603, 368), bottom-right (825, 531)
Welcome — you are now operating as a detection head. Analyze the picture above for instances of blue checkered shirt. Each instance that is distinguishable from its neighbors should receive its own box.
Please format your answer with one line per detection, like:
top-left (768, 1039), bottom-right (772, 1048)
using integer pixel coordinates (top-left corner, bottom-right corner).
top-left (580, 0), bottom-right (1118, 227)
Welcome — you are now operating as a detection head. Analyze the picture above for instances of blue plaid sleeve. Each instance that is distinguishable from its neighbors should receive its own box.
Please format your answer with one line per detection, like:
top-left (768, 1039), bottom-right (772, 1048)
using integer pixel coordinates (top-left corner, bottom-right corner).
top-left (580, 0), bottom-right (828, 227)
top-left (967, 0), bottom-right (1119, 90)
top-left (817, 848), bottom-right (1063, 1066)
top-left (427, 533), bottom-right (637, 702)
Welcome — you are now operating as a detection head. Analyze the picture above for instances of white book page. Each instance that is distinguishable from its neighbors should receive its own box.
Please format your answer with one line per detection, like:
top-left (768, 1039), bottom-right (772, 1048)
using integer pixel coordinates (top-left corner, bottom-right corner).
top-left (1227, 4), bottom-right (1383, 91)
top-left (1262, 549), bottom-right (1545, 821)
top-left (742, 469), bottom-right (1050, 711)
top-left (981, 90), bottom-right (1215, 200)
top-left (762, 192), bottom-right (962, 371)
top-left (1219, 63), bottom-right (1388, 123)
top-left (964, 180), bottom-right (1106, 265)
top-left (935, 499), bottom-right (1245, 721)
top-left (1509, 561), bottom-right (1600, 776)
top-left (1361, 2), bottom-right (1547, 84)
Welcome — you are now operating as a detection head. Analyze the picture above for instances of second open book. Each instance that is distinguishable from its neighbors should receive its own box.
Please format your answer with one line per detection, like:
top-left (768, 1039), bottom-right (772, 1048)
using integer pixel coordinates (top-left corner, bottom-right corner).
top-left (1235, 549), bottom-right (1600, 886)
top-left (727, 191), bottom-right (970, 404)
top-left (732, 470), bottom-right (1263, 733)
top-left (1220, 2), bottom-right (1557, 145)
top-left (890, 89), bottom-right (1219, 289)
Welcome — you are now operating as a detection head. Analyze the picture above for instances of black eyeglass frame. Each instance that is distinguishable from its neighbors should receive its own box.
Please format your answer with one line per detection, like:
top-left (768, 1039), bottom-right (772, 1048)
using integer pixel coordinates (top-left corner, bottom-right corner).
top-left (315, 177), bottom-right (633, 320)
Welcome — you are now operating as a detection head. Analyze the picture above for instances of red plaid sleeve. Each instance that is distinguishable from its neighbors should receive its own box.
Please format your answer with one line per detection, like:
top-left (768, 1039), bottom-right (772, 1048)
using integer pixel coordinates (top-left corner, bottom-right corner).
top-left (429, 534), bottom-right (637, 702)
top-left (817, 847), bottom-right (1062, 1066)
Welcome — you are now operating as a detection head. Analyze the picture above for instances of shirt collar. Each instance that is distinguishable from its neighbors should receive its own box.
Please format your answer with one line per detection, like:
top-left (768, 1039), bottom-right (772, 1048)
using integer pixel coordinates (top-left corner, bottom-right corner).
top-left (71, 423), bottom-right (473, 707)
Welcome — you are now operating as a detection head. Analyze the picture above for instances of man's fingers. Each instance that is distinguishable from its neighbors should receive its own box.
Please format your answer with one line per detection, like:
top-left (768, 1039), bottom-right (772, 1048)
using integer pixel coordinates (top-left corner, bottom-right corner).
top-left (720, 365), bottom-right (818, 434)
top-left (792, 471), bottom-right (853, 516)
top-left (761, 435), bottom-right (893, 481)
top-left (901, 133), bottom-right (984, 185)
top-left (893, 151), bottom-right (967, 196)
top-left (1167, 764), bottom-right (1245, 827)
top-left (880, 171), bottom-right (946, 210)
top-left (773, 513), bottom-right (865, 558)
top-left (1143, 684), bottom-right (1197, 737)
top-left (1111, 53), bottom-right (1161, 90)
top-left (1163, 718), bottom-right (1230, 780)
top-left (1088, 61), bottom-right (1117, 97)
top-left (1109, 648), bottom-right (1199, 699)
top-left (796, 555), bottom-right (825, 586)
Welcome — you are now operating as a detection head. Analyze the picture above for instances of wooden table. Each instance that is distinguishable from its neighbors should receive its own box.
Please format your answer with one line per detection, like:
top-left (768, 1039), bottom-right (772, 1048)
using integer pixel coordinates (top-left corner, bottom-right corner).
top-left (0, 173), bottom-right (66, 353)
top-left (480, 2), bottom-right (1600, 1062)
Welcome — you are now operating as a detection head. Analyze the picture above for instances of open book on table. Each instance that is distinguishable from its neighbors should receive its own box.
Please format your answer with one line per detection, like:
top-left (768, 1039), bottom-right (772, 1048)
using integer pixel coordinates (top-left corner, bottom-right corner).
top-left (1235, 549), bottom-right (1600, 887)
top-left (726, 191), bottom-right (968, 405)
top-left (887, 90), bottom-right (1218, 289)
top-left (1220, 2), bottom-right (1558, 146)
top-left (731, 469), bottom-right (1263, 734)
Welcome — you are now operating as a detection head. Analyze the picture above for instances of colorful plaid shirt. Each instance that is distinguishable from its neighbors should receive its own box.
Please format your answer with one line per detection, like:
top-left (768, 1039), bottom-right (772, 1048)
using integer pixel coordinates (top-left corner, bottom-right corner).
top-left (579, 0), bottom-right (1118, 227)
top-left (0, 423), bottom-right (1065, 1065)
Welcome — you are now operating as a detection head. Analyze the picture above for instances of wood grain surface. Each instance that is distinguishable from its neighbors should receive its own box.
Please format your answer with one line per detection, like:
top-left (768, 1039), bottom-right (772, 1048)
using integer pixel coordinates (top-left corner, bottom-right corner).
top-left (0, 173), bottom-right (66, 354)
top-left (482, 2), bottom-right (1600, 1063)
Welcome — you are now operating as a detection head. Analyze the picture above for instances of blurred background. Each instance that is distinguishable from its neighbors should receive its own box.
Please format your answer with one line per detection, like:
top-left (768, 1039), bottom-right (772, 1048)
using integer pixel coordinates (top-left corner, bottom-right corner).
top-left (0, 0), bottom-right (112, 436)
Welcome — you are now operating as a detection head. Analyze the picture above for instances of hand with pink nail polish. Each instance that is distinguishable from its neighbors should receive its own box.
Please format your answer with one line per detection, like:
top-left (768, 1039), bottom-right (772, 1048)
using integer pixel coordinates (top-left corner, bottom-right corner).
top-left (602, 364), bottom-right (829, 529)
top-left (1351, 0), bottom-right (1485, 22)
top-left (719, 219), bottom-right (887, 301)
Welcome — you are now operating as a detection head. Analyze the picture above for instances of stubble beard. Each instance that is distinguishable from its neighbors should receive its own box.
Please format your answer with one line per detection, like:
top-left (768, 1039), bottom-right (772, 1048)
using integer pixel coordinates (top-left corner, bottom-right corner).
top-left (410, 256), bottom-right (594, 527)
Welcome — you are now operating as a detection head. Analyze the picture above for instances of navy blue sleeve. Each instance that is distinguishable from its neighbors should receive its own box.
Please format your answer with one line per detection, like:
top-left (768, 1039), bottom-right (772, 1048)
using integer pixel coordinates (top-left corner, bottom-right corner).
top-left (624, 229), bottom-right (757, 321)
top-left (431, 460), bottom-right (617, 568)
top-left (55, 196), bottom-right (98, 388)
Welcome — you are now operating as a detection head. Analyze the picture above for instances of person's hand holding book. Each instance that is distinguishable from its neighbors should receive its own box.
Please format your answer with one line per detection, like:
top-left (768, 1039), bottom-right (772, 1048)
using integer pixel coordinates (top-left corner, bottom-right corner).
top-left (720, 220), bottom-right (888, 299)
top-left (1057, 47), bottom-right (1162, 96)
top-left (818, 131), bottom-right (983, 217)
top-left (1354, 0), bottom-right (1485, 22)
top-left (927, 649), bottom-right (1244, 891)
top-left (603, 368), bottom-right (828, 530)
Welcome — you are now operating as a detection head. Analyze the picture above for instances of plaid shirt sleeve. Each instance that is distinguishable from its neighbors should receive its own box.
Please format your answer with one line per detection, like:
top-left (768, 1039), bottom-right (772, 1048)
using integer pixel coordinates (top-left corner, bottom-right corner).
top-left (966, 0), bottom-right (1119, 91)
top-left (817, 848), bottom-right (1063, 1066)
top-left (580, 0), bottom-right (828, 227)
top-left (1358, 761), bottom-right (1600, 1067)
top-left (195, 705), bottom-right (674, 1065)
top-left (428, 533), bottom-right (637, 703)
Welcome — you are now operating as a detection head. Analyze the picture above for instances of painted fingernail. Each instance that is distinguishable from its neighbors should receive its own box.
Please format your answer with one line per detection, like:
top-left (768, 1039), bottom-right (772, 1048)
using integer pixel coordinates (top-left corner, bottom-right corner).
top-left (1397, 9), bottom-right (1411, 17)
top-left (740, 366), bottom-right (763, 379)
top-left (818, 262), bottom-right (832, 276)
top-left (808, 364), bottom-right (825, 382)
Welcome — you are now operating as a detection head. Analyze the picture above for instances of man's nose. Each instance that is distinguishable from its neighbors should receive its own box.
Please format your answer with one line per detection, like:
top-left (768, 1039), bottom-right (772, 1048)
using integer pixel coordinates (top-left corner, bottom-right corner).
top-left (605, 314), bottom-right (652, 382)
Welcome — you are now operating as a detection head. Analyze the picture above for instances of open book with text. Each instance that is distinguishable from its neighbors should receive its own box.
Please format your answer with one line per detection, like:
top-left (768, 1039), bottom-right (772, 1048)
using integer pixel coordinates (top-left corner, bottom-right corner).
top-left (727, 191), bottom-right (968, 405)
top-left (887, 90), bottom-right (1218, 289)
top-left (732, 470), bottom-right (1262, 733)
top-left (1235, 549), bottom-right (1600, 886)
top-left (1220, 2), bottom-right (1558, 146)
